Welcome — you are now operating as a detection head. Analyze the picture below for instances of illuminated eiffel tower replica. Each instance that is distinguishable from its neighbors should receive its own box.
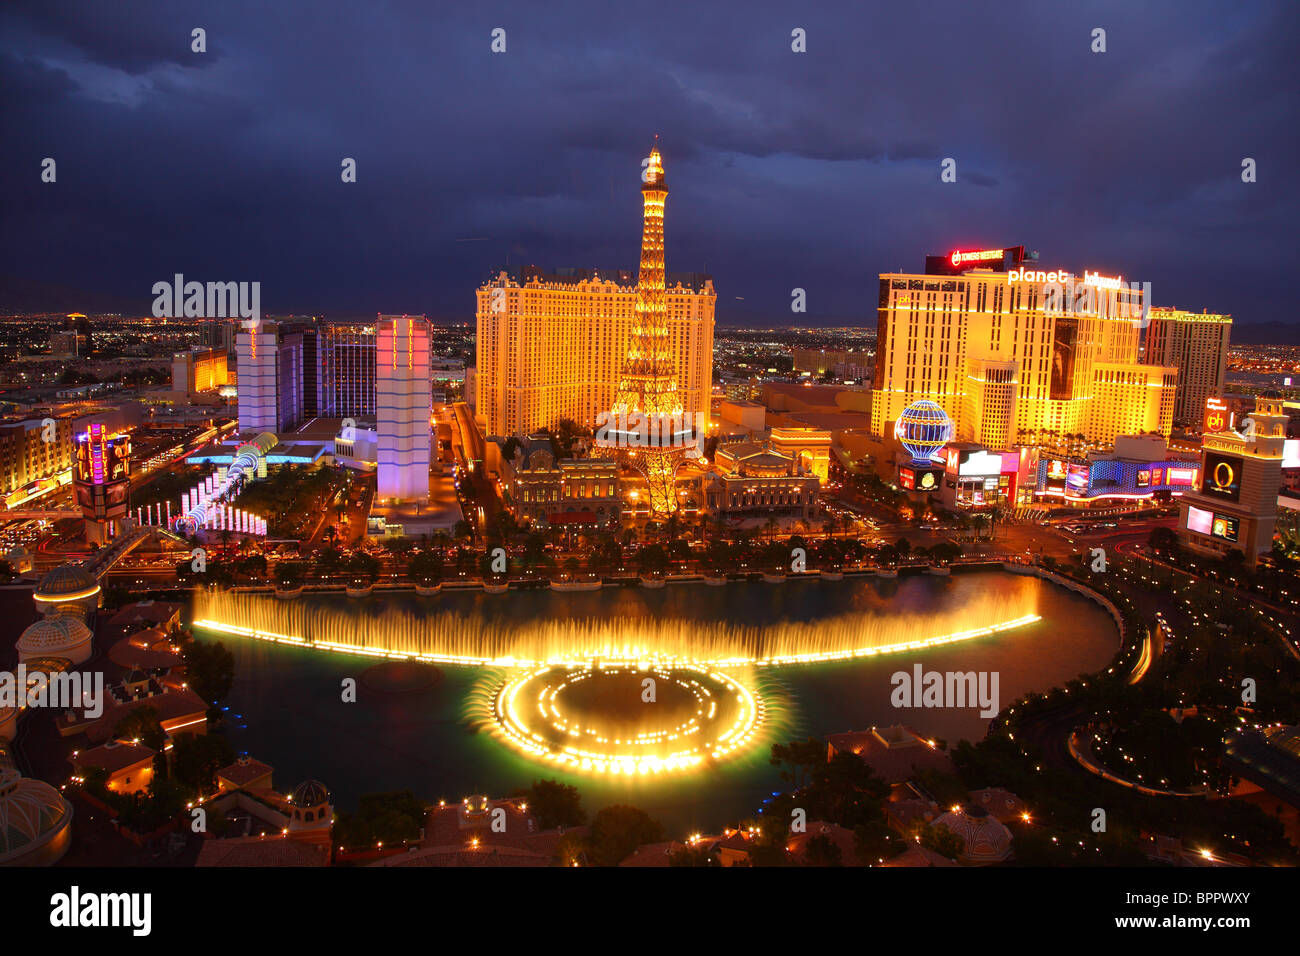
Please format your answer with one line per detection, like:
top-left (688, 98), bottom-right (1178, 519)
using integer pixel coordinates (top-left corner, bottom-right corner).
top-left (596, 142), bottom-right (698, 516)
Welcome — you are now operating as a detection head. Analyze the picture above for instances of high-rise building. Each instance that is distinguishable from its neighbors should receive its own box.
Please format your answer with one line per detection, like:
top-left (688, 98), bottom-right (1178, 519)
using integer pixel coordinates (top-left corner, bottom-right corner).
top-left (315, 322), bottom-right (377, 418)
top-left (376, 315), bottom-right (431, 502)
top-left (1179, 398), bottom-right (1285, 565)
top-left (235, 320), bottom-right (305, 434)
top-left (0, 417), bottom-right (75, 498)
top-left (475, 270), bottom-right (714, 439)
top-left (475, 169), bottom-right (714, 442)
top-left (1142, 308), bottom-right (1232, 428)
top-left (872, 251), bottom-right (1177, 450)
top-left (171, 347), bottom-right (229, 395)
top-left (1086, 363), bottom-right (1178, 444)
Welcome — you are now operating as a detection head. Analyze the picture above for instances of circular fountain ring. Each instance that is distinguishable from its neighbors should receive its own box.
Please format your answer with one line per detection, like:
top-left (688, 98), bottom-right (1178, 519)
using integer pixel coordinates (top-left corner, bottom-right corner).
top-left (490, 662), bottom-right (763, 775)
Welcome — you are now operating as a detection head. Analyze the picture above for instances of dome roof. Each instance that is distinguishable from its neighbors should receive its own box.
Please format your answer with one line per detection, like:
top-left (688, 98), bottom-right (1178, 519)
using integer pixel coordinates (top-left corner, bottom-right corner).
top-left (290, 779), bottom-right (330, 807)
top-left (35, 564), bottom-right (99, 597)
top-left (933, 806), bottom-right (1013, 862)
top-left (16, 617), bottom-right (92, 654)
top-left (0, 768), bottom-right (73, 865)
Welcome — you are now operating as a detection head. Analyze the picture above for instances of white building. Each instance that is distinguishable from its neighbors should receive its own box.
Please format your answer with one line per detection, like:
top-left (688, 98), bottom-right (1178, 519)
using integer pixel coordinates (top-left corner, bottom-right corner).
top-left (376, 315), bottom-right (431, 502)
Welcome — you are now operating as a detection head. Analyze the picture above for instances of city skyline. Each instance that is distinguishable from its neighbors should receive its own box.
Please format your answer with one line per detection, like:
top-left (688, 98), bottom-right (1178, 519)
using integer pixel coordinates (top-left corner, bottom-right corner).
top-left (2, 1), bottom-right (1297, 327)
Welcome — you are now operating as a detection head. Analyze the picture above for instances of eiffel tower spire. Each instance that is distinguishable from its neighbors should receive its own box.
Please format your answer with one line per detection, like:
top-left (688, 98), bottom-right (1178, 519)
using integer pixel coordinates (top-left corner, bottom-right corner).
top-left (598, 142), bottom-right (694, 516)
top-left (612, 141), bottom-right (680, 419)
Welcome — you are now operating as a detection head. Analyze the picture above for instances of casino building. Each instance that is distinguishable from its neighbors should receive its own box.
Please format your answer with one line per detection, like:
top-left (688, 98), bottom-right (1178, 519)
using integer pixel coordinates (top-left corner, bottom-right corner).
top-left (1178, 398), bottom-right (1286, 565)
top-left (872, 246), bottom-right (1176, 452)
top-left (1143, 308), bottom-right (1232, 428)
top-left (1036, 435), bottom-right (1199, 504)
top-left (474, 267), bottom-right (715, 439)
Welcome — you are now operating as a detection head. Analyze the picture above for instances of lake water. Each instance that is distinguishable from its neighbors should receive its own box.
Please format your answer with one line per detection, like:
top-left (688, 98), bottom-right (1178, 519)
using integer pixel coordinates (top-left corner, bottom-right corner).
top-left (194, 571), bottom-right (1118, 833)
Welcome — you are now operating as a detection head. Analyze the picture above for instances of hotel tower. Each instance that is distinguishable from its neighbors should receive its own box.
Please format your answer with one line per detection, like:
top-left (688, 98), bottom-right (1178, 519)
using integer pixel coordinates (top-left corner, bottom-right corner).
top-left (474, 155), bottom-right (713, 441)
top-left (872, 249), bottom-right (1177, 449)
top-left (376, 315), bottom-right (431, 502)
top-left (1142, 307), bottom-right (1232, 428)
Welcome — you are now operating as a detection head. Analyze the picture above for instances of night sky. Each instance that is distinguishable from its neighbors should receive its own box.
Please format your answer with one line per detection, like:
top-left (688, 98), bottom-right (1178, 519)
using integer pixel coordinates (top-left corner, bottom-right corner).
top-left (2, 0), bottom-right (1296, 325)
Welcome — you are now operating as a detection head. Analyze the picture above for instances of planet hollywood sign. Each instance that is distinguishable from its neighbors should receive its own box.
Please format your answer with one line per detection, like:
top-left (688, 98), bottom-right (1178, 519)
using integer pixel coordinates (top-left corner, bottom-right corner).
top-left (1007, 268), bottom-right (1150, 322)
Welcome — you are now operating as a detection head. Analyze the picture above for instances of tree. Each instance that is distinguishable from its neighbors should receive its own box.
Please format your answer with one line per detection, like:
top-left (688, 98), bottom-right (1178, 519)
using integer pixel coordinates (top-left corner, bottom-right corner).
top-left (518, 778), bottom-right (585, 830)
top-left (346, 551), bottom-right (380, 584)
top-left (586, 805), bottom-right (664, 866)
top-left (920, 822), bottom-right (965, 861)
top-left (803, 832), bottom-right (843, 866)
top-left (182, 639), bottom-right (235, 708)
top-left (669, 843), bottom-right (716, 866)
top-left (333, 790), bottom-right (428, 850)
top-left (171, 733), bottom-right (235, 796)
top-left (408, 548), bottom-right (445, 585)
top-left (275, 559), bottom-right (306, 587)
top-left (770, 738), bottom-right (826, 792)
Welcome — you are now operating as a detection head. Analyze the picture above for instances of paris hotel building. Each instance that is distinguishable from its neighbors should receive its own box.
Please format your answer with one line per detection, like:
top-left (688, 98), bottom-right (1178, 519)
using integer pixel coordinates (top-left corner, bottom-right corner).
top-left (871, 253), bottom-right (1178, 450)
top-left (474, 267), bottom-right (715, 438)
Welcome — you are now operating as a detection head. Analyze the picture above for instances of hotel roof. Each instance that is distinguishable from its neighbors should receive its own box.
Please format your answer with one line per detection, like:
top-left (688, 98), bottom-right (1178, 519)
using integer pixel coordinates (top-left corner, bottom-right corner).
top-left (195, 834), bottom-right (329, 867)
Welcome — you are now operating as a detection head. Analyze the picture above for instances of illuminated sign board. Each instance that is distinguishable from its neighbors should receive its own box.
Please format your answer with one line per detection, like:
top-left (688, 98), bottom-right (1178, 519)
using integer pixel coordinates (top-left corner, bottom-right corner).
top-left (1166, 466), bottom-right (1197, 486)
top-left (1082, 271), bottom-right (1123, 289)
top-left (1187, 505), bottom-right (1239, 542)
top-left (956, 450), bottom-right (1004, 477)
top-left (1136, 469), bottom-right (1150, 488)
top-left (1200, 452), bottom-right (1242, 502)
top-left (950, 248), bottom-right (1004, 267)
top-left (925, 245), bottom-right (1026, 276)
top-left (1187, 506), bottom-right (1213, 535)
top-left (1211, 514), bottom-right (1239, 543)
top-left (1284, 439), bottom-right (1300, 469)
top-left (900, 466), bottom-right (940, 492)
top-left (1008, 268), bottom-right (1072, 284)
top-left (1203, 397), bottom-right (1233, 435)
top-left (1065, 462), bottom-right (1091, 497)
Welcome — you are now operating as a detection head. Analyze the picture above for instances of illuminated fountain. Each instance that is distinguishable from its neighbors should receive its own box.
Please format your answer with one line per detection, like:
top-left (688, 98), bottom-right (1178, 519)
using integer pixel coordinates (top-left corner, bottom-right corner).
top-left (192, 588), bottom-right (1040, 775)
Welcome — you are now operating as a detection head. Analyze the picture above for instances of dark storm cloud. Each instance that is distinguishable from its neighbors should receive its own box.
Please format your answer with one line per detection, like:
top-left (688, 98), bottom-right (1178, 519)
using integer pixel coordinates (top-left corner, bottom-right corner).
top-left (0, 0), bottom-right (1295, 323)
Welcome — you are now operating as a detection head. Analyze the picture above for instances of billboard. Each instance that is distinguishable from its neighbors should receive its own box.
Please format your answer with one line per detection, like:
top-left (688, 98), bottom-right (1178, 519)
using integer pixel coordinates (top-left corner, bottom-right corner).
top-left (1211, 513), bottom-right (1239, 543)
top-left (1200, 452), bottom-right (1242, 502)
top-left (1203, 397), bottom-right (1233, 435)
top-left (1187, 505), bottom-right (1239, 542)
top-left (900, 466), bottom-right (940, 492)
top-left (925, 245), bottom-right (1027, 276)
top-left (1187, 505), bottom-right (1213, 536)
top-left (1044, 457), bottom-right (1068, 492)
top-left (1284, 439), bottom-right (1300, 469)
top-left (1065, 462), bottom-right (1091, 497)
top-left (1050, 316), bottom-right (1078, 401)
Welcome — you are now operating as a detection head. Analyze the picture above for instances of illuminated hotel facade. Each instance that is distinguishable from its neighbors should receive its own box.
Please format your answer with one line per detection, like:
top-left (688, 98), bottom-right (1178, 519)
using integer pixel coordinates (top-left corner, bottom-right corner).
top-left (1142, 307), bottom-right (1232, 427)
top-left (376, 315), bottom-right (431, 502)
top-left (1178, 398), bottom-right (1285, 565)
top-left (235, 320), bottom-right (306, 435)
top-left (475, 269), bottom-right (714, 438)
top-left (872, 247), bottom-right (1176, 451)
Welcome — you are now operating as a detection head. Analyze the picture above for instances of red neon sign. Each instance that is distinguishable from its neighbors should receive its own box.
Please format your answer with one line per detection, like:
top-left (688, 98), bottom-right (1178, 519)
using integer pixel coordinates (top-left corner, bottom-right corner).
top-left (949, 248), bottom-right (1005, 268)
